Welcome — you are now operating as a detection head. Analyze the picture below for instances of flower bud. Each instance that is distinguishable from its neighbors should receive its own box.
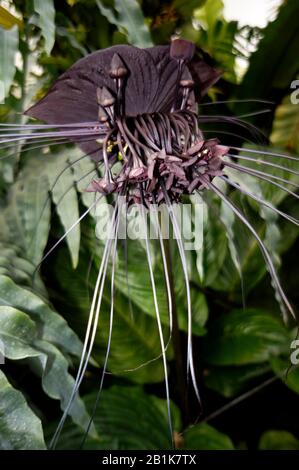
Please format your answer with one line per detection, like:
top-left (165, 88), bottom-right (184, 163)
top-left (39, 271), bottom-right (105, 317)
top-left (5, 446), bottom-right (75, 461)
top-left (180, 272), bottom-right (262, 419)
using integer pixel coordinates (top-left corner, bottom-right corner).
top-left (170, 39), bottom-right (195, 62)
top-left (109, 53), bottom-right (128, 78)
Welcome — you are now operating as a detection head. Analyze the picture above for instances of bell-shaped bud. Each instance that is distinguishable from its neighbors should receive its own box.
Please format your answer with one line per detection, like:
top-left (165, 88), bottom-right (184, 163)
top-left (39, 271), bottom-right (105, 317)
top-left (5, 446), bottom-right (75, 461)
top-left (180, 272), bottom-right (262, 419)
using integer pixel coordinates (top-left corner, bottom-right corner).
top-left (109, 53), bottom-right (128, 78)
top-left (98, 106), bottom-right (109, 123)
top-left (180, 69), bottom-right (195, 89)
top-left (97, 86), bottom-right (115, 108)
top-left (170, 38), bottom-right (195, 62)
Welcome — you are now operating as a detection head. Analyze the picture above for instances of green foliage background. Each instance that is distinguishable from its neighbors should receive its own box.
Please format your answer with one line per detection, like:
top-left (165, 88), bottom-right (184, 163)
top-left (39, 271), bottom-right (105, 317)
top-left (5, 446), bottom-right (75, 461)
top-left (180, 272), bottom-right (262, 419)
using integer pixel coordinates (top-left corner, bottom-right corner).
top-left (0, 0), bottom-right (299, 450)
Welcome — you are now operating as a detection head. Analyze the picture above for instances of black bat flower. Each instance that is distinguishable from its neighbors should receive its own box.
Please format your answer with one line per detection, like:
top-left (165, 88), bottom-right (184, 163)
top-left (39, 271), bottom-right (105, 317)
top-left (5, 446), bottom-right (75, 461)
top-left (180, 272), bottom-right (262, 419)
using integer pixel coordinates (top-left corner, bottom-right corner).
top-left (1, 38), bottom-right (298, 449)
top-left (26, 39), bottom-right (223, 203)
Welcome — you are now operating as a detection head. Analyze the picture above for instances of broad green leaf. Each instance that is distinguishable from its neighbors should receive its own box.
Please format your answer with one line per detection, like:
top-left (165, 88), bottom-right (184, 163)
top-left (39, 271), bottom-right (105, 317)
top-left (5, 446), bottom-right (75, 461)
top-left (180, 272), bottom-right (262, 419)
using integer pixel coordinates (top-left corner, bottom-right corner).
top-left (208, 173), bottom-right (298, 301)
top-left (6, 148), bottom-right (86, 269)
top-left (204, 364), bottom-right (271, 398)
top-left (0, 370), bottom-right (46, 450)
top-left (0, 243), bottom-right (35, 287)
top-left (191, 194), bottom-right (205, 282)
top-left (203, 309), bottom-right (289, 366)
top-left (194, 0), bottom-right (224, 30)
top-left (10, 165), bottom-right (50, 265)
top-left (69, 149), bottom-right (98, 209)
top-left (22, 173), bottom-right (50, 264)
top-left (271, 96), bottom-right (299, 155)
top-left (221, 145), bottom-right (299, 305)
top-left (56, 26), bottom-right (88, 56)
top-left (259, 430), bottom-right (299, 450)
top-left (219, 199), bottom-right (243, 287)
top-left (47, 152), bottom-right (81, 268)
top-left (271, 356), bottom-right (299, 396)
top-left (0, 242), bottom-right (47, 298)
top-left (96, 0), bottom-right (153, 47)
top-left (0, 25), bottom-right (18, 99)
top-left (202, 196), bottom-right (228, 286)
top-left (193, 0), bottom-right (238, 82)
top-left (29, 339), bottom-right (94, 434)
top-left (3, 152), bottom-right (51, 265)
top-left (224, 158), bottom-right (282, 277)
top-left (226, 145), bottom-right (299, 207)
top-left (236, 0), bottom-right (299, 112)
top-left (53, 244), bottom-right (167, 384)
top-left (48, 386), bottom-right (180, 450)
top-left (91, 222), bottom-right (207, 335)
top-left (114, 237), bottom-right (169, 324)
top-left (0, 6), bottom-right (22, 29)
top-left (0, 275), bottom-right (82, 357)
top-left (32, 0), bottom-right (55, 54)
top-left (174, 0), bottom-right (207, 16)
top-left (0, 286), bottom-right (90, 430)
top-left (182, 423), bottom-right (234, 450)
top-left (0, 305), bottom-right (40, 360)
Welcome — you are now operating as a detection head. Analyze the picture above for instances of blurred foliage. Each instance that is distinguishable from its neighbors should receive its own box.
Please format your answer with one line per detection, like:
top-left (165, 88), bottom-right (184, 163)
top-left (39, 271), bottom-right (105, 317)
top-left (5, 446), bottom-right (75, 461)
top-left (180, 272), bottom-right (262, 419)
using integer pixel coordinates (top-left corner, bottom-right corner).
top-left (0, 0), bottom-right (299, 451)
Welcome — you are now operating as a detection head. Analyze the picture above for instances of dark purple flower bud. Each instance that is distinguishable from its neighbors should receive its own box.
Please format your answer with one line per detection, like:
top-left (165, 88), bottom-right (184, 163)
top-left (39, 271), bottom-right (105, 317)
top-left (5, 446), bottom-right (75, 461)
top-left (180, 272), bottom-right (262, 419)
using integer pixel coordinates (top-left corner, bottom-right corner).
top-left (109, 53), bottom-right (128, 78)
top-left (180, 68), bottom-right (195, 88)
top-left (97, 86), bottom-right (115, 108)
top-left (98, 106), bottom-right (109, 123)
top-left (180, 78), bottom-right (194, 89)
top-left (170, 38), bottom-right (195, 62)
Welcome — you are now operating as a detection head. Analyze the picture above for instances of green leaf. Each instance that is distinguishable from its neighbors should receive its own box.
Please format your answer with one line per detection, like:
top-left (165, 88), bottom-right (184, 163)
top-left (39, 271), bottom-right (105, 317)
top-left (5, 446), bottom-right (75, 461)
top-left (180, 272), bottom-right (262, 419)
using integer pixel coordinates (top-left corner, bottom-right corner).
top-left (29, 339), bottom-right (93, 433)
top-left (0, 280), bottom-right (90, 431)
top-left (47, 152), bottom-right (81, 268)
top-left (271, 96), bottom-right (299, 155)
top-left (32, 0), bottom-right (55, 55)
top-left (203, 309), bottom-right (289, 366)
top-left (0, 274), bottom-right (82, 357)
top-left (259, 430), bottom-right (299, 450)
top-left (191, 193), bottom-right (205, 282)
top-left (2, 152), bottom-right (53, 265)
top-left (53, 244), bottom-right (167, 384)
top-left (0, 6), bottom-right (22, 29)
top-left (182, 423), bottom-right (234, 450)
top-left (204, 364), bottom-right (271, 398)
top-left (224, 156), bottom-right (282, 268)
top-left (219, 199), bottom-right (243, 286)
top-left (69, 149), bottom-right (98, 210)
top-left (0, 25), bottom-right (18, 99)
top-left (7, 166), bottom-right (51, 265)
top-left (0, 242), bottom-right (44, 291)
top-left (174, 0), bottom-right (208, 17)
top-left (90, 386), bottom-right (179, 449)
top-left (22, 173), bottom-right (50, 265)
top-left (96, 0), bottom-right (153, 47)
top-left (48, 386), bottom-right (180, 449)
top-left (113, 238), bottom-right (169, 325)
top-left (236, 0), bottom-right (299, 110)
top-left (208, 166), bottom-right (298, 299)
top-left (0, 370), bottom-right (46, 450)
top-left (0, 276), bottom-right (89, 427)
top-left (227, 145), bottom-right (299, 207)
top-left (271, 356), bottom-right (299, 396)
top-left (193, 0), bottom-right (238, 82)
top-left (0, 305), bottom-right (40, 360)
top-left (202, 196), bottom-right (228, 286)
top-left (1, 146), bottom-right (97, 269)
top-left (194, 0), bottom-right (224, 30)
